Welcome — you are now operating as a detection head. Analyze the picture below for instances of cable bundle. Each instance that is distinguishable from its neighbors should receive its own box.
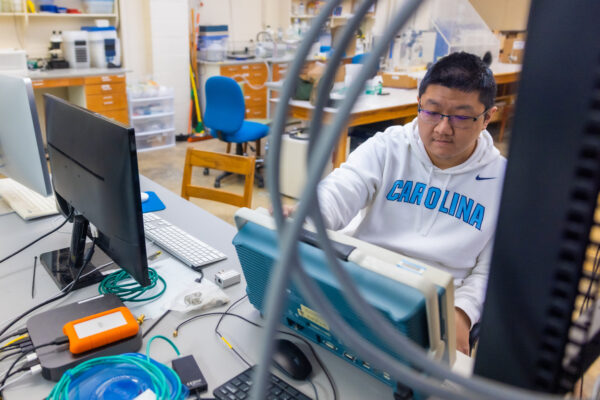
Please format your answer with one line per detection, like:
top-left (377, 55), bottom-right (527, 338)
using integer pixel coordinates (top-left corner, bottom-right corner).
top-left (47, 353), bottom-right (187, 400)
top-left (99, 267), bottom-right (166, 302)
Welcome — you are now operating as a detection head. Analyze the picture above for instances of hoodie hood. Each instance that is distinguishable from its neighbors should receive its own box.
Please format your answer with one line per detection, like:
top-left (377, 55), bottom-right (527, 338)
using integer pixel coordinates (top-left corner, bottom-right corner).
top-left (405, 118), bottom-right (501, 175)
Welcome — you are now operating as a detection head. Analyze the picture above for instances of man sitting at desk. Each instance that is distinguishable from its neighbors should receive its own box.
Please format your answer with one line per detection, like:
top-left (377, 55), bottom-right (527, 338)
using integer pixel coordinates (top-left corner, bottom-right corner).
top-left (285, 52), bottom-right (503, 355)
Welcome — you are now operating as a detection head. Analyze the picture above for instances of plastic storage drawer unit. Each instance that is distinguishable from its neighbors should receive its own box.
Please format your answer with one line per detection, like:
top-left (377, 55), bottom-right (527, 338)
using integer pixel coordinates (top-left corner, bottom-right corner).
top-left (135, 131), bottom-right (175, 152)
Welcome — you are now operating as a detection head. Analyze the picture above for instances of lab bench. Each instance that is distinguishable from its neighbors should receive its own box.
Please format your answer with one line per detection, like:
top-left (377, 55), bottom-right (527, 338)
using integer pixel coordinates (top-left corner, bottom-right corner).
top-left (28, 68), bottom-right (130, 137)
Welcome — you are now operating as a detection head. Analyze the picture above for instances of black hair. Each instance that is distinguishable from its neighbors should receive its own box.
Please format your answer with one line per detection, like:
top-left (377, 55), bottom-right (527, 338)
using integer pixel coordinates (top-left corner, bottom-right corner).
top-left (418, 52), bottom-right (497, 110)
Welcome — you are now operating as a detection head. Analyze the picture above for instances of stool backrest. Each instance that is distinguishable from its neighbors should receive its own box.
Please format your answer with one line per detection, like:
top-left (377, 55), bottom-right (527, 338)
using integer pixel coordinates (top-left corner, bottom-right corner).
top-left (181, 148), bottom-right (255, 208)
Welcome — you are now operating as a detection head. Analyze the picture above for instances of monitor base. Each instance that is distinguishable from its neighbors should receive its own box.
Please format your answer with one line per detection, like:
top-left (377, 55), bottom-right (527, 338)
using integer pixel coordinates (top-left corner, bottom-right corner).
top-left (40, 243), bottom-right (118, 291)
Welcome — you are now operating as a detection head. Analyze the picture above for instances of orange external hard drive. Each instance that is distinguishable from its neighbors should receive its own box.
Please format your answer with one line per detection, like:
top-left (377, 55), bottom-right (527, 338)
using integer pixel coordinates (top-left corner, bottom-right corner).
top-left (63, 307), bottom-right (139, 354)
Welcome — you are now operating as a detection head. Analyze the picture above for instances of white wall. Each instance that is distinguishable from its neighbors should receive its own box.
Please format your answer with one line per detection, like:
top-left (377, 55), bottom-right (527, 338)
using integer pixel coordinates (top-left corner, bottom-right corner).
top-left (190, 0), bottom-right (289, 43)
top-left (119, 0), bottom-right (153, 84)
top-left (148, 0), bottom-right (190, 136)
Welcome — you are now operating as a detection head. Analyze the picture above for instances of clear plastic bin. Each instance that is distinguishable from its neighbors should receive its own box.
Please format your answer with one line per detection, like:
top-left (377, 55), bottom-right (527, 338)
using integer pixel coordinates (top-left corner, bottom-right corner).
top-left (1, 0), bottom-right (24, 12)
top-left (130, 98), bottom-right (174, 117)
top-left (131, 115), bottom-right (174, 134)
top-left (83, 0), bottom-right (114, 14)
top-left (135, 130), bottom-right (175, 152)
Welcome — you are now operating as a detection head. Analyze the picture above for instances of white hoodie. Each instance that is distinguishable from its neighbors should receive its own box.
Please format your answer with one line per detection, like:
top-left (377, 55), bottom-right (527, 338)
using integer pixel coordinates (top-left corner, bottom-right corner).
top-left (317, 118), bottom-right (507, 327)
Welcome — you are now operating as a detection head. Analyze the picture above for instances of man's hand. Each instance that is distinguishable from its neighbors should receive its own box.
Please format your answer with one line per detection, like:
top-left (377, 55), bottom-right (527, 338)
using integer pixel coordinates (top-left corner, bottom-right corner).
top-left (268, 204), bottom-right (297, 218)
top-left (455, 307), bottom-right (471, 356)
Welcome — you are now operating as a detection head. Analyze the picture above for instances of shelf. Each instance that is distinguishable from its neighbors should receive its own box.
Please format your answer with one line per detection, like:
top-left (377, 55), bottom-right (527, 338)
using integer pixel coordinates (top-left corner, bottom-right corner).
top-left (290, 14), bottom-right (317, 19)
top-left (135, 128), bottom-right (175, 137)
top-left (0, 12), bottom-right (117, 17)
top-left (129, 95), bottom-right (174, 103)
top-left (290, 13), bottom-right (373, 20)
top-left (330, 14), bottom-right (354, 19)
top-left (130, 112), bottom-right (174, 120)
top-left (31, 13), bottom-right (118, 18)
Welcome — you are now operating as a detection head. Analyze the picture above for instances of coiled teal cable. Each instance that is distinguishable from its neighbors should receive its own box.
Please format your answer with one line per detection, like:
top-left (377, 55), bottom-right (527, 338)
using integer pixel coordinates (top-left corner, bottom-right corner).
top-left (47, 353), bottom-right (184, 400)
top-left (98, 267), bottom-right (166, 302)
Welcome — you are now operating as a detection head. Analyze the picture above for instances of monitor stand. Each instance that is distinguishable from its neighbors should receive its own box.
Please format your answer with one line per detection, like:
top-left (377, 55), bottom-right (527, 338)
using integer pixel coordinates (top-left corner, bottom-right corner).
top-left (40, 243), bottom-right (118, 291)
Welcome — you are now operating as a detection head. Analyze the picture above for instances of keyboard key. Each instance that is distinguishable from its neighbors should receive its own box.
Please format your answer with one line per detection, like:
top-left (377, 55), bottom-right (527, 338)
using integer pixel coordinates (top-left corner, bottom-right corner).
top-left (143, 212), bottom-right (227, 268)
top-left (231, 378), bottom-right (242, 386)
top-left (225, 384), bottom-right (238, 393)
top-left (213, 366), bottom-right (312, 400)
top-left (0, 178), bottom-right (58, 220)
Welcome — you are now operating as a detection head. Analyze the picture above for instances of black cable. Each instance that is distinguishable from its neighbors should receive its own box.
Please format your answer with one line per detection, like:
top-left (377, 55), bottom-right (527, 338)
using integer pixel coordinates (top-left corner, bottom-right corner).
top-left (193, 268), bottom-right (204, 284)
top-left (175, 311), bottom-right (338, 400)
top-left (213, 295), bottom-right (248, 337)
top-left (230, 347), bottom-right (252, 368)
top-left (213, 295), bottom-right (252, 368)
top-left (0, 238), bottom-right (96, 339)
top-left (0, 328), bottom-right (28, 344)
top-left (0, 350), bottom-right (21, 362)
top-left (4, 366), bottom-right (29, 380)
top-left (0, 335), bottom-right (68, 394)
top-left (31, 256), bottom-right (37, 299)
top-left (142, 310), bottom-right (171, 339)
top-left (0, 337), bottom-right (31, 353)
top-left (0, 351), bottom-right (29, 393)
top-left (1, 343), bottom-right (23, 353)
top-left (0, 210), bottom-right (73, 265)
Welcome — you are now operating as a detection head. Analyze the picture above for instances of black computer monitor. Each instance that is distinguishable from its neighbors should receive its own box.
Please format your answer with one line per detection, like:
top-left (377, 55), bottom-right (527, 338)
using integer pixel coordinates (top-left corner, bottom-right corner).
top-left (40, 94), bottom-right (150, 289)
top-left (474, 0), bottom-right (600, 394)
top-left (0, 74), bottom-right (52, 196)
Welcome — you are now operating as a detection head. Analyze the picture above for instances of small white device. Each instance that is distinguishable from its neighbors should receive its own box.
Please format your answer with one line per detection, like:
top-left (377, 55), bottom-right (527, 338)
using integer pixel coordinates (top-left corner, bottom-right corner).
top-left (141, 192), bottom-right (149, 203)
top-left (215, 270), bottom-right (241, 288)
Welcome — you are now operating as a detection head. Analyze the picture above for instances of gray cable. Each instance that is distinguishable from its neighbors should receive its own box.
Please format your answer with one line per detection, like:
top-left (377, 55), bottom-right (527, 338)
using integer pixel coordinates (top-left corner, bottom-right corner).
top-left (267, 0), bottom-right (343, 224)
top-left (290, 256), bottom-right (476, 400)
top-left (253, 1), bottom-right (345, 400)
top-left (307, 202), bottom-right (558, 400)
top-left (262, 0), bottom-right (560, 399)
top-left (257, 0), bottom-right (435, 399)
top-left (305, 0), bottom-right (378, 157)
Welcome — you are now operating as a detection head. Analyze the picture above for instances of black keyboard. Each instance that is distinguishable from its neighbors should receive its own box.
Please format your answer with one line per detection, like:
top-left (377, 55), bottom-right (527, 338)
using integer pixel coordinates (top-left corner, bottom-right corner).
top-left (213, 366), bottom-right (312, 400)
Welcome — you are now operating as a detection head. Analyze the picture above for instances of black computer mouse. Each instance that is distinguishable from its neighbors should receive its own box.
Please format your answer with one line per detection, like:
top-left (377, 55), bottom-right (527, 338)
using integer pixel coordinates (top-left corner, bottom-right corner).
top-left (272, 339), bottom-right (313, 380)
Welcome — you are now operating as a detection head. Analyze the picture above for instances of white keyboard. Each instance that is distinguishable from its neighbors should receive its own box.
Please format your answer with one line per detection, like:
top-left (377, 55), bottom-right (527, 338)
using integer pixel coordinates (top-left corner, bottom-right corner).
top-left (0, 178), bottom-right (58, 220)
top-left (143, 212), bottom-right (227, 269)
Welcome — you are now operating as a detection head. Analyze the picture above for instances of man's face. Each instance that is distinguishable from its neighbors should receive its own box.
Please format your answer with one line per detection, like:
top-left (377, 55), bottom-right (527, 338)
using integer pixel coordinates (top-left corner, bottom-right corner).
top-left (417, 84), bottom-right (496, 169)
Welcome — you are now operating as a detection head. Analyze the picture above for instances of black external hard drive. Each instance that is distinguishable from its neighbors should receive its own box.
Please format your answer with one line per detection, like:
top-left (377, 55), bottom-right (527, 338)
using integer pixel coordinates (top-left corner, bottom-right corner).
top-left (172, 355), bottom-right (208, 392)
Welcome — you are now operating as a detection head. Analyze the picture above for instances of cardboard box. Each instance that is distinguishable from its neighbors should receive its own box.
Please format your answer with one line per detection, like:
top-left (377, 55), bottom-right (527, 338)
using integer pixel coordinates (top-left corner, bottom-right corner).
top-left (331, 25), bottom-right (356, 57)
top-left (499, 31), bottom-right (526, 63)
top-left (382, 72), bottom-right (418, 89)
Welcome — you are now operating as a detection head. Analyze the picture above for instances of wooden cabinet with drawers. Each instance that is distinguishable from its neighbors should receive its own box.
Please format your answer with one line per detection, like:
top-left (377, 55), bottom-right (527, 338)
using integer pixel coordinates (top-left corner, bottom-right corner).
top-left (84, 74), bottom-right (129, 124)
top-left (220, 63), bottom-right (268, 119)
top-left (31, 73), bottom-right (129, 126)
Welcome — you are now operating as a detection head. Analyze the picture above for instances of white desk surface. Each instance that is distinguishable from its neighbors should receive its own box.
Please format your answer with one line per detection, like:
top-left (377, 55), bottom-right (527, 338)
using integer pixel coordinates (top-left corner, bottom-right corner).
top-left (26, 68), bottom-right (128, 80)
top-left (282, 87), bottom-right (419, 114)
top-left (0, 176), bottom-right (472, 399)
top-left (268, 62), bottom-right (521, 115)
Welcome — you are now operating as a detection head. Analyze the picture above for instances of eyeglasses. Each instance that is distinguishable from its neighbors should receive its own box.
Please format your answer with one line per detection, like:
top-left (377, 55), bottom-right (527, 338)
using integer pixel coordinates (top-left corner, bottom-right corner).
top-left (417, 103), bottom-right (488, 129)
